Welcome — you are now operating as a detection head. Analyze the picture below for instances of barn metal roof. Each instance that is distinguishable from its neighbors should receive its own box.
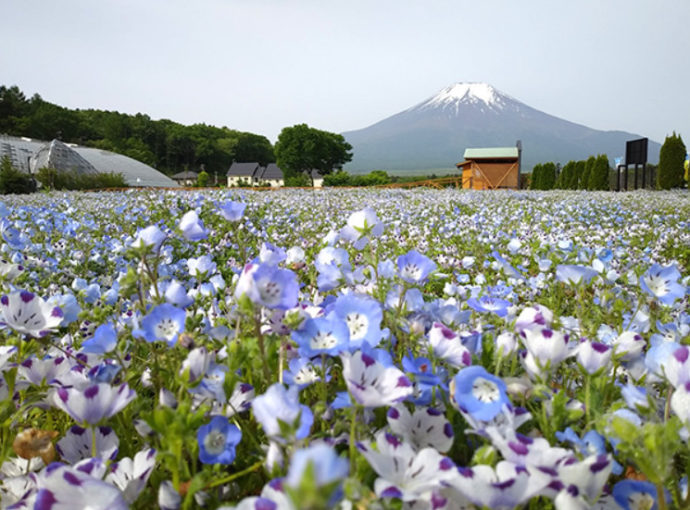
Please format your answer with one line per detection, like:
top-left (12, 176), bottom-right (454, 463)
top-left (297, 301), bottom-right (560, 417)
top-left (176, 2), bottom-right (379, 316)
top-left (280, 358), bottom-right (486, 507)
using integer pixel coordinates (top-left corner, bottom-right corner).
top-left (463, 147), bottom-right (519, 159)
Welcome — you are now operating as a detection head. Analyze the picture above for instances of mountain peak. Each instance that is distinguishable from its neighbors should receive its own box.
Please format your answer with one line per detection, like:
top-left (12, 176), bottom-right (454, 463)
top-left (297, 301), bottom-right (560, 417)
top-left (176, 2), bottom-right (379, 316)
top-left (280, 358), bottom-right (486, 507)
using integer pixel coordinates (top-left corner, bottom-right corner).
top-left (411, 82), bottom-right (508, 113)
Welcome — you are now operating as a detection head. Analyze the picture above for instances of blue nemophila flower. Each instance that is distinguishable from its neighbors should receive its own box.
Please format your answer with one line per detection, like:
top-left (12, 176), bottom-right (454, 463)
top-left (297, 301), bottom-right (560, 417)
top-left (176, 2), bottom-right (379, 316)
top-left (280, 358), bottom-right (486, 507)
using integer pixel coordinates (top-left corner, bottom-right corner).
top-left (387, 405), bottom-right (453, 452)
top-left (575, 340), bottom-right (612, 374)
top-left (445, 461), bottom-right (549, 509)
top-left (80, 322), bottom-right (118, 354)
top-left (467, 295), bottom-right (512, 317)
top-left (131, 224), bottom-right (166, 251)
top-left (56, 425), bottom-right (119, 464)
top-left (105, 448), bottom-right (157, 504)
top-left (178, 210), bottom-right (208, 241)
top-left (315, 246), bottom-right (351, 291)
top-left (340, 206), bottom-right (384, 250)
top-left (283, 357), bottom-right (324, 388)
top-left (252, 383), bottom-right (313, 441)
top-left (259, 242), bottom-right (287, 266)
top-left (556, 264), bottom-right (599, 285)
top-left (218, 200), bottom-right (246, 222)
top-left (54, 382), bottom-right (136, 425)
top-left (357, 430), bottom-right (456, 501)
top-left (519, 327), bottom-right (571, 378)
top-left (187, 254), bottom-right (217, 278)
top-left (341, 349), bottom-right (412, 407)
top-left (33, 460), bottom-right (128, 510)
top-left (611, 331), bottom-right (645, 361)
top-left (515, 304), bottom-right (553, 335)
top-left (292, 314), bottom-right (349, 357)
top-left (133, 303), bottom-right (186, 347)
top-left (197, 416), bottom-right (242, 465)
top-left (426, 322), bottom-right (472, 368)
top-left (402, 353), bottom-right (443, 390)
top-left (492, 250), bottom-right (525, 281)
top-left (18, 354), bottom-right (71, 386)
top-left (285, 443), bottom-right (349, 492)
top-left (613, 479), bottom-right (667, 510)
top-left (332, 293), bottom-right (384, 349)
top-left (0, 290), bottom-right (63, 338)
top-left (640, 263), bottom-right (685, 306)
top-left (397, 250), bottom-right (436, 284)
top-left (158, 480), bottom-right (180, 510)
top-left (180, 346), bottom-right (212, 383)
top-left (556, 427), bottom-right (622, 475)
top-left (671, 381), bottom-right (690, 424)
top-left (451, 365), bottom-right (510, 421)
top-left (234, 262), bottom-right (299, 310)
top-left (163, 279), bottom-right (194, 308)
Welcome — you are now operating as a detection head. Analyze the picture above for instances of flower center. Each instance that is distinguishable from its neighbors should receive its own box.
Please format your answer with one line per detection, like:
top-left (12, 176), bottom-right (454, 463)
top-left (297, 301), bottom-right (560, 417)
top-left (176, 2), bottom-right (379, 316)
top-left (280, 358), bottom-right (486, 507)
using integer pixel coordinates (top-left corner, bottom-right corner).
top-left (346, 313), bottom-right (369, 340)
top-left (155, 317), bottom-right (178, 339)
top-left (311, 331), bottom-right (338, 350)
top-left (472, 377), bottom-right (500, 403)
top-left (628, 492), bottom-right (654, 510)
top-left (258, 280), bottom-right (281, 304)
top-left (644, 275), bottom-right (668, 297)
top-left (294, 365), bottom-right (319, 384)
top-left (401, 263), bottom-right (421, 281)
top-left (204, 430), bottom-right (226, 455)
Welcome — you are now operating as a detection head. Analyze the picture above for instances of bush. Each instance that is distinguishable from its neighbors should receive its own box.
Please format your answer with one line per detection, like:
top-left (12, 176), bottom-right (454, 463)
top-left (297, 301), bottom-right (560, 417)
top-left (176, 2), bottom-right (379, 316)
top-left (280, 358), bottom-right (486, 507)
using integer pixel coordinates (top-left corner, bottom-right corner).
top-left (35, 167), bottom-right (127, 190)
top-left (588, 154), bottom-right (610, 191)
top-left (197, 170), bottom-right (210, 187)
top-left (657, 132), bottom-right (686, 189)
top-left (324, 170), bottom-right (391, 187)
top-left (0, 156), bottom-right (36, 194)
top-left (323, 170), bottom-right (351, 186)
top-left (284, 172), bottom-right (311, 187)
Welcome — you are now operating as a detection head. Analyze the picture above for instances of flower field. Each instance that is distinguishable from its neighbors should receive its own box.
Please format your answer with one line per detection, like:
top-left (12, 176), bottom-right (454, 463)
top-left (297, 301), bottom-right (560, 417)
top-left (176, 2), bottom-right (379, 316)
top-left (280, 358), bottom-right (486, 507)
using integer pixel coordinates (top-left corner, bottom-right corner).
top-left (0, 187), bottom-right (689, 510)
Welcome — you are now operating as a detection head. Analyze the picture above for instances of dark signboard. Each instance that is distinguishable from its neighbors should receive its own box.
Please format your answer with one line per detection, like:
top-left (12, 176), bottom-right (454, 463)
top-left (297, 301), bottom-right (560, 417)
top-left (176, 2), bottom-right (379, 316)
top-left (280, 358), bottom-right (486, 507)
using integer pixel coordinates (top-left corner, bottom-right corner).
top-left (625, 138), bottom-right (648, 165)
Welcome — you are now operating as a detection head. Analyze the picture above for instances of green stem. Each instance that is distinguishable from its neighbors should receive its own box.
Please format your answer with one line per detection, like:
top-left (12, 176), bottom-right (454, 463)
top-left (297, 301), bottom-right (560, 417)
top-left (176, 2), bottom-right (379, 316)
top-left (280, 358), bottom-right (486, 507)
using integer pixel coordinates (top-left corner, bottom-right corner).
top-left (349, 406), bottom-right (359, 473)
top-left (585, 374), bottom-right (592, 427)
top-left (657, 483), bottom-right (668, 510)
top-left (664, 385), bottom-right (673, 422)
top-left (206, 459), bottom-right (264, 489)
top-left (255, 315), bottom-right (271, 382)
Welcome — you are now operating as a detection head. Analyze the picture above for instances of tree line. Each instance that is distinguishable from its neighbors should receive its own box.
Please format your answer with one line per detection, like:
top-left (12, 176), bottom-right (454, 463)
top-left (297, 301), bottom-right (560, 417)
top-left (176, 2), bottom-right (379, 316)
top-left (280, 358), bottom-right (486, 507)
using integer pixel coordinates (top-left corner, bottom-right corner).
top-left (528, 133), bottom-right (686, 191)
top-left (0, 85), bottom-right (275, 176)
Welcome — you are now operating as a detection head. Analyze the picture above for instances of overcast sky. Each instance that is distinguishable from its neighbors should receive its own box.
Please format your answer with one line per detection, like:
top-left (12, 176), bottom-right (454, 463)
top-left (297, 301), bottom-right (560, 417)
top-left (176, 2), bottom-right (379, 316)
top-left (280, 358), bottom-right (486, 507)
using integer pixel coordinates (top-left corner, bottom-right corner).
top-left (2, 0), bottom-right (689, 145)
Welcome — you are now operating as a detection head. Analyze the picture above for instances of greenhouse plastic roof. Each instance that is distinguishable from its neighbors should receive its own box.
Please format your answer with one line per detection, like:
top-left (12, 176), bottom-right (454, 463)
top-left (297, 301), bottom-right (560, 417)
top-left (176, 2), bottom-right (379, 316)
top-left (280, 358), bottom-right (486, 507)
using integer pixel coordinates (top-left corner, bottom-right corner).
top-left (0, 135), bottom-right (178, 188)
top-left (31, 140), bottom-right (98, 176)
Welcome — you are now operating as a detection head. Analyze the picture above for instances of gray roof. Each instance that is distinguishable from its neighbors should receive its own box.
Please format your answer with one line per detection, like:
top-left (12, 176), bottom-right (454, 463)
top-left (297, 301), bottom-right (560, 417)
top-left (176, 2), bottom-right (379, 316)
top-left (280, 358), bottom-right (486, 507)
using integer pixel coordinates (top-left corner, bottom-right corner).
top-left (0, 135), bottom-right (178, 187)
top-left (463, 147), bottom-right (519, 159)
top-left (260, 163), bottom-right (283, 180)
top-left (31, 140), bottom-right (99, 176)
top-left (172, 170), bottom-right (198, 179)
top-left (227, 162), bottom-right (261, 177)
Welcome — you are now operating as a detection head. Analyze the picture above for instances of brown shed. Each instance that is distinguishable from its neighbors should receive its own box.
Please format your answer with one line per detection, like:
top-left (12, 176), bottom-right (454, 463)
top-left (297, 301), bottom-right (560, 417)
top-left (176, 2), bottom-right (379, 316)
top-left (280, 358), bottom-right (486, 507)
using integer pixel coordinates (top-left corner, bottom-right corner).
top-left (456, 147), bottom-right (520, 190)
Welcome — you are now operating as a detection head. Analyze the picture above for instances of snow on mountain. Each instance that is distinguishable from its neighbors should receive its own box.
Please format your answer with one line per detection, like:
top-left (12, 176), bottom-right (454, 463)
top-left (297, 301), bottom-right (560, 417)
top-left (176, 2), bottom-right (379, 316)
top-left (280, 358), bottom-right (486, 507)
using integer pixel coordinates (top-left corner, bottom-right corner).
top-left (342, 82), bottom-right (660, 174)
top-left (411, 82), bottom-right (509, 113)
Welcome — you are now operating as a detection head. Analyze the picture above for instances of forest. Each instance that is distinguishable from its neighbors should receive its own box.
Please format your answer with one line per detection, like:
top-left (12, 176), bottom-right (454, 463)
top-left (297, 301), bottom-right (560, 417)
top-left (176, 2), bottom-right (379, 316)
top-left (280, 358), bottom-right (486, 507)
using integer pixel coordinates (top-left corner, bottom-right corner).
top-left (0, 85), bottom-right (275, 177)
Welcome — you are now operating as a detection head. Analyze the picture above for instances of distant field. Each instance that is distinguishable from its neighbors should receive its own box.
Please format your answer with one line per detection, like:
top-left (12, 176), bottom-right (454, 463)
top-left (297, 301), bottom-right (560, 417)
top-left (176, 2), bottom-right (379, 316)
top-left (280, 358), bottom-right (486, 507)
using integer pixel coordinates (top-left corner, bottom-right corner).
top-left (347, 167), bottom-right (461, 177)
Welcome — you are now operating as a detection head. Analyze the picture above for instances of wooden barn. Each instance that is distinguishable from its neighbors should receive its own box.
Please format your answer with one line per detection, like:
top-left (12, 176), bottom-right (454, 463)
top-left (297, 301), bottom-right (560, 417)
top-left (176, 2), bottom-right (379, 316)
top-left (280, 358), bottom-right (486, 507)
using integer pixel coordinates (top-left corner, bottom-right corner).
top-left (456, 145), bottom-right (521, 190)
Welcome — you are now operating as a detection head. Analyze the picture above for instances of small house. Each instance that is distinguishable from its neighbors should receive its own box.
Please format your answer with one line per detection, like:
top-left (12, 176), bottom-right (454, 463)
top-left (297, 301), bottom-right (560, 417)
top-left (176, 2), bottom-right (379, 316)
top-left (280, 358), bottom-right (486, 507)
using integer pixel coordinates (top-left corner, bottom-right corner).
top-left (171, 170), bottom-right (198, 187)
top-left (257, 163), bottom-right (284, 187)
top-left (227, 162), bottom-right (261, 187)
top-left (456, 146), bottom-right (520, 190)
top-left (311, 170), bottom-right (324, 188)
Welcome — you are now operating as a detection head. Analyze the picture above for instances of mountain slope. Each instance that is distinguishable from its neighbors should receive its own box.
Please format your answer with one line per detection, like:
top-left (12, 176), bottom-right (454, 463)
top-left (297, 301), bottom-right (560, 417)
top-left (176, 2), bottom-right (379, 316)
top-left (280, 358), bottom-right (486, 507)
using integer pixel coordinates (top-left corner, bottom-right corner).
top-left (342, 83), bottom-right (660, 173)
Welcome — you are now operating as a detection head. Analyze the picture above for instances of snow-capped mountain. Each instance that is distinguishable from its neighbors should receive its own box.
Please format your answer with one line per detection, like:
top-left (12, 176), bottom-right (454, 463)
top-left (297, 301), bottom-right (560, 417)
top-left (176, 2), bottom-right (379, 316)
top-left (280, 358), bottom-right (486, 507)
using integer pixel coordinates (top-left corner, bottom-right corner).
top-left (342, 82), bottom-right (660, 173)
